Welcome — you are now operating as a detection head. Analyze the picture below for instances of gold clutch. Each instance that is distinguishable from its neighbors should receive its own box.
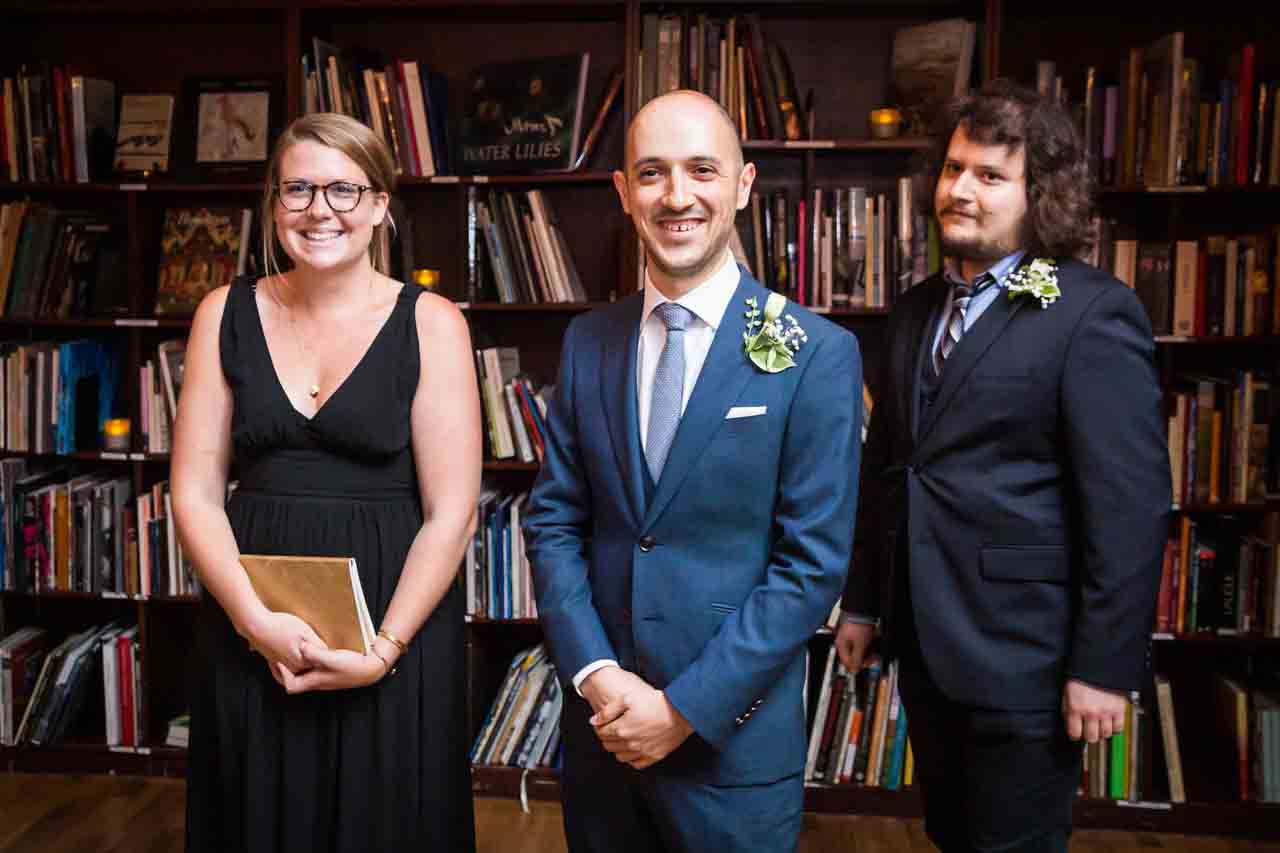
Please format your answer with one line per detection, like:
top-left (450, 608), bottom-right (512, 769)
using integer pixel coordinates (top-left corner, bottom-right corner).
top-left (239, 554), bottom-right (376, 654)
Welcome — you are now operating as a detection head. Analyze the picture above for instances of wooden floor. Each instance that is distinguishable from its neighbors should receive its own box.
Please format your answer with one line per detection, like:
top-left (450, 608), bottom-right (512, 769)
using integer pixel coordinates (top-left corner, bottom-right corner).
top-left (2, 774), bottom-right (1278, 852)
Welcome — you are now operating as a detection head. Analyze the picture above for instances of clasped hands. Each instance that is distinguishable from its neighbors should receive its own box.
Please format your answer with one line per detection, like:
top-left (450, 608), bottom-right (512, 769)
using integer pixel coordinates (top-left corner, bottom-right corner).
top-left (582, 666), bottom-right (694, 770)
top-left (245, 609), bottom-right (398, 693)
top-left (834, 621), bottom-right (1128, 744)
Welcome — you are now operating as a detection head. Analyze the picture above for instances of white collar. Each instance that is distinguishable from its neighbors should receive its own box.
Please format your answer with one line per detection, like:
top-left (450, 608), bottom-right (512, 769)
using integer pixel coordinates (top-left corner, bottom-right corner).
top-left (640, 249), bottom-right (741, 332)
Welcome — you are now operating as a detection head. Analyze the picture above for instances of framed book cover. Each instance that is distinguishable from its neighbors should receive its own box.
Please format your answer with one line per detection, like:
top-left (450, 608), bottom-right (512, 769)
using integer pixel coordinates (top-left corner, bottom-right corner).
top-left (154, 207), bottom-right (252, 314)
top-left (458, 54), bottom-right (590, 175)
top-left (176, 75), bottom-right (284, 180)
top-left (114, 93), bottom-right (175, 175)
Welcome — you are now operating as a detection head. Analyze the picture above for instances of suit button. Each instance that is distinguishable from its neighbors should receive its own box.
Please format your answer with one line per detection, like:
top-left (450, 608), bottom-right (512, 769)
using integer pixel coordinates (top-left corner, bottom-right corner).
top-left (638, 536), bottom-right (656, 552)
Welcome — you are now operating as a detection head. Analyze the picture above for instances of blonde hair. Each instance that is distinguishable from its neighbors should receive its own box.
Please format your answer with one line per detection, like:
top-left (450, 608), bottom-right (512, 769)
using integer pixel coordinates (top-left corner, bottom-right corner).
top-left (260, 112), bottom-right (398, 280)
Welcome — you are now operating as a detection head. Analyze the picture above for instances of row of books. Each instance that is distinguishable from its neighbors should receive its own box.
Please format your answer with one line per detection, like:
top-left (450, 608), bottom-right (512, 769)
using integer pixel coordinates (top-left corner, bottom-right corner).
top-left (1099, 228), bottom-right (1280, 339)
top-left (1214, 673), bottom-right (1280, 802)
top-left (139, 340), bottom-right (185, 455)
top-left (1167, 371), bottom-right (1274, 508)
top-left (1081, 690), bottom-right (1150, 801)
top-left (470, 643), bottom-right (563, 770)
top-left (0, 459), bottom-right (197, 599)
top-left (306, 41), bottom-right (621, 177)
top-left (0, 623), bottom-right (139, 748)
top-left (468, 188), bottom-right (588, 305)
top-left (475, 346), bottom-right (552, 464)
top-left (0, 202), bottom-right (128, 319)
top-left (468, 489), bottom-right (536, 621)
top-left (640, 12), bottom-right (807, 142)
top-left (1158, 517), bottom-right (1280, 638)
top-left (0, 66), bottom-right (116, 184)
top-left (736, 181), bottom-right (937, 310)
top-left (1044, 36), bottom-right (1279, 188)
top-left (304, 39), bottom-right (451, 178)
top-left (805, 651), bottom-right (912, 789)
top-left (0, 339), bottom-right (121, 455)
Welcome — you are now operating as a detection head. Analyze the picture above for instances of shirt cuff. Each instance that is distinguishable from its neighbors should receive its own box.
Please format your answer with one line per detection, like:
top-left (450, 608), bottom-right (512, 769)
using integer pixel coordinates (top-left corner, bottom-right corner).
top-left (839, 611), bottom-right (879, 627)
top-left (571, 659), bottom-right (620, 697)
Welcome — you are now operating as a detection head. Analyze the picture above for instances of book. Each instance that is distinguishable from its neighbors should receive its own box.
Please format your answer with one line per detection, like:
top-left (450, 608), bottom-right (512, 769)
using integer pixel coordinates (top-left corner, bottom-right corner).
top-left (154, 207), bottom-right (252, 314)
top-left (239, 554), bottom-right (375, 654)
top-left (114, 94), bottom-right (174, 174)
top-left (458, 54), bottom-right (590, 174)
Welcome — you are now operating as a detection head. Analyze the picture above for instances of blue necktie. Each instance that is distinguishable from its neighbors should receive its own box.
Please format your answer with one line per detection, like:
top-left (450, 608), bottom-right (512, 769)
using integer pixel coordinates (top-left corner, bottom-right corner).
top-left (646, 302), bottom-right (695, 483)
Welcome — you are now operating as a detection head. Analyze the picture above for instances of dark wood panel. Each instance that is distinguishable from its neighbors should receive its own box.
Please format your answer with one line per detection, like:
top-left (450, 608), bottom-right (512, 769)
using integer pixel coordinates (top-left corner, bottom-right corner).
top-left (0, 11), bottom-right (291, 96)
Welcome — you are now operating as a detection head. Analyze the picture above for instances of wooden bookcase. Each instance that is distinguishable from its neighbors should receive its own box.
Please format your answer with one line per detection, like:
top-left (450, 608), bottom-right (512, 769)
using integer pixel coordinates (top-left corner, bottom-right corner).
top-left (1, 0), bottom-right (1278, 839)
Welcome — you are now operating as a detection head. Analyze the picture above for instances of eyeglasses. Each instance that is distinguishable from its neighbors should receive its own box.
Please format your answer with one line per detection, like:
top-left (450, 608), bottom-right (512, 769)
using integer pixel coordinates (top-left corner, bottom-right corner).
top-left (275, 180), bottom-right (374, 213)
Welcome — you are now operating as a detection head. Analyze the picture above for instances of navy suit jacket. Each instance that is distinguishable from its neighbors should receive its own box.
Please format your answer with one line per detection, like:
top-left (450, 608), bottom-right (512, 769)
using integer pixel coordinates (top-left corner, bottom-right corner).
top-left (843, 257), bottom-right (1171, 709)
top-left (524, 270), bottom-right (862, 784)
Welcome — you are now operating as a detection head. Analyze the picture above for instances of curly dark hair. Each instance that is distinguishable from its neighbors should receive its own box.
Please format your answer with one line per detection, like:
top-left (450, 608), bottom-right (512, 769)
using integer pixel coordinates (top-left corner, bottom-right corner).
top-left (927, 78), bottom-right (1095, 260)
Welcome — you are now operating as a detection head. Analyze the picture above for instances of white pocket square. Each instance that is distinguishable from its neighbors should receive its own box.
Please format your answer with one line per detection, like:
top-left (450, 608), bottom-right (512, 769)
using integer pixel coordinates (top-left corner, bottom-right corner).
top-left (725, 405), bottom-right (767, 420)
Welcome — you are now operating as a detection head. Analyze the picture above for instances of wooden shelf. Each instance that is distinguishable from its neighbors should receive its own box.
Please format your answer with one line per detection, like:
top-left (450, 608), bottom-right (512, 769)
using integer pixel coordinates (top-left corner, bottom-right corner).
top-left (0, 180), bottom-right (259, 193)
top-left (0, 590), bottom-right (196, 603)
top-left (1101, 184), bottom-right (1280, 196)
top-left (469, 765), bottom-right (1279, 835)
top-left (461, 301), bottom-right (614, 313)
top-left (1155, 334), bottom-right (1280, 345)
top-left (483, 460), bottom-right (539, 471)
top-left (0, 740), bottom-right (187, 776)
top-left (466, 616), bottom-right (541, 626)
top-left (1173, 501), bottom-right (1274, 514)
top-left (1152, 631), bottom-right (1280, 649)
top-left (0, 450), bottom-right (164, 463)
top-left (400, 171), bottom-right (615, 186)
top-left (0, 316), bottom-right (193, 329)
top-left (743, 138), bottom-right (932, 153)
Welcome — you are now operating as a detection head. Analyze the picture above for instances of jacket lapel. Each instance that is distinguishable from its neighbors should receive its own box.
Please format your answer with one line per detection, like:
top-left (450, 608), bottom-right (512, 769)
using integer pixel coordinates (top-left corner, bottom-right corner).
top-left (601, 298), bottom-right (646, 527)
top-left (643, 276), bottom-right (757, 529)
top-left (915, 269), bottom-right (1029, 447)
top-left (908, 278), bottom-right (948, 442)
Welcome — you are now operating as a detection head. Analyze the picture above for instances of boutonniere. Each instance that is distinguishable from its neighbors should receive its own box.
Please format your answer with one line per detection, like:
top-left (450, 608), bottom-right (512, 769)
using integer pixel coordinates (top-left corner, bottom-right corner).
top-left (1005, 258), bottom-right (1061, 308)
top-left (742, 292), bottom-right (807, 373)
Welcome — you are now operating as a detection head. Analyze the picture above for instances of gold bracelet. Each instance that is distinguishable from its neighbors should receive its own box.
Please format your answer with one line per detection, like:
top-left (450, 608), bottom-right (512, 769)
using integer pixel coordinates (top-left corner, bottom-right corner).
top-left (371, 647), bottom-right (397, 678)
top-left (377, 628), bottom-right (408, 654)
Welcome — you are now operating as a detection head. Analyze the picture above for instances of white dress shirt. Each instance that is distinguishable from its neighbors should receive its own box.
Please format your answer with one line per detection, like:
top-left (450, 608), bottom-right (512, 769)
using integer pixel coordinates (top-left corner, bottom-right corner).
top-left (571, 249), bottom-right (742, 696)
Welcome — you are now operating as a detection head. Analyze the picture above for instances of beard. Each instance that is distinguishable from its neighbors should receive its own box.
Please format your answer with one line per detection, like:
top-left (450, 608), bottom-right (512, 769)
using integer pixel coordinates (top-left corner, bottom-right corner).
top-left (937, 212), bottom-right (1030, 264)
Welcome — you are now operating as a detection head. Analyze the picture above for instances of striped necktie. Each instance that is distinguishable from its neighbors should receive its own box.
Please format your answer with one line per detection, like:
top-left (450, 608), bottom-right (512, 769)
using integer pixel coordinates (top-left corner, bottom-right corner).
top-left (934, 272), bottom-right (995, 374)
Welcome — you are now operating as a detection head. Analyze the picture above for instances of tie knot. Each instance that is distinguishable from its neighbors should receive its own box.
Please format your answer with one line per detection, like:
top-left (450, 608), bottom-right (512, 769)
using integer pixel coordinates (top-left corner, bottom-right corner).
top-left (654, 302), bottom-right (695, 332)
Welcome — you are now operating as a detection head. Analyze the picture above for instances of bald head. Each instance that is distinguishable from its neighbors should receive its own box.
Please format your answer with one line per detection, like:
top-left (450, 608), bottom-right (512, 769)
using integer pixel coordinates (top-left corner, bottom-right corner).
top-left (626, 90), bottom-right (744, 173)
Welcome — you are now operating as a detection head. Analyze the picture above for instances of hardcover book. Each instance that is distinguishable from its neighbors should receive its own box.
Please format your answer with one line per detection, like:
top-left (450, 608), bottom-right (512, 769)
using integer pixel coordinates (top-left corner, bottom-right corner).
top-left (154, 207), bottom-right (251, 314)
top-left (458, 54), bottom-right (590, 174)
top-left (239, 554), bottom-right (376, 654)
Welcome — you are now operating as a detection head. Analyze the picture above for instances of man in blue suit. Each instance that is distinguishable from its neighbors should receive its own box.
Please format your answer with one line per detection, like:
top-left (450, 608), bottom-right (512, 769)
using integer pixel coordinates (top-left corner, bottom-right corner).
top-left (523, 90), bottom-right (863, 852)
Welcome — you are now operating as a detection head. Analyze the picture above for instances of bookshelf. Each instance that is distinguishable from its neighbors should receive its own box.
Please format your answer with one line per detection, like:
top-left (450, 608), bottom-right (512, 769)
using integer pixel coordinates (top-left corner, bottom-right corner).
top-left (1, 0), bottom-right (1277, 840)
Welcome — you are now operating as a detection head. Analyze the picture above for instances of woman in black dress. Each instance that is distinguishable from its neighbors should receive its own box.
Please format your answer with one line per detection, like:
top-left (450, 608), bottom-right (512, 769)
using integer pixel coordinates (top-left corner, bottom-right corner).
top-left (172, 113), bottom-right (481, 852)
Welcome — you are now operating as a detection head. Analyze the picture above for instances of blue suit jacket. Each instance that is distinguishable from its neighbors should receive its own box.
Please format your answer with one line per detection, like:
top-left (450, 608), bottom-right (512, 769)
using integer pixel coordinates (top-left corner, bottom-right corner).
top-left (523, 271), bottom-right (862, 784)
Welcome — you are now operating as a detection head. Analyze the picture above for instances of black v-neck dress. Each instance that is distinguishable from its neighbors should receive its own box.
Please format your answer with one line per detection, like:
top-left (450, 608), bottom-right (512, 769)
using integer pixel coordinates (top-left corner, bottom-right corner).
top-left (185, 275), bottom-right (475, 852)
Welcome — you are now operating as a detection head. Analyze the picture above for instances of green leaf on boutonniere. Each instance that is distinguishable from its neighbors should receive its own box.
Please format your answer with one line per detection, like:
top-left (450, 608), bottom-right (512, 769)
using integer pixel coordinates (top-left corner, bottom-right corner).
top-left (743, 292), bottom-right (806, 373)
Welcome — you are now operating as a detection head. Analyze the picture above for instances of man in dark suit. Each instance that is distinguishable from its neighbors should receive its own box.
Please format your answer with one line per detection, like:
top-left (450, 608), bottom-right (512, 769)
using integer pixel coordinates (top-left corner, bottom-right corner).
top-left (523, 90), bottom-right (862, 852)
top-left (836, 80), bottom-right (1171, 852)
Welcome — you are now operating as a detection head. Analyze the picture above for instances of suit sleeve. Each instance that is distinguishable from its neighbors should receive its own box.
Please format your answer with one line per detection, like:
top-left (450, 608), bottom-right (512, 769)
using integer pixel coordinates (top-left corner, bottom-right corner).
top-left (663, 330), bottom-right (863, 749)
top-left (1061, 284), bottom-right (1171, 693)
top-left (841, 324), bottom-right (894, 619)
top-left (522, 320), bottom-right (617, 684)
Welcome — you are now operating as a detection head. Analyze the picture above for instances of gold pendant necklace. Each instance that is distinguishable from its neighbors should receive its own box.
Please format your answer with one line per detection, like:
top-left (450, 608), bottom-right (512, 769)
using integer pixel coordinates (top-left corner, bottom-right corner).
top-left (273, 271), bottom-right (376, 405)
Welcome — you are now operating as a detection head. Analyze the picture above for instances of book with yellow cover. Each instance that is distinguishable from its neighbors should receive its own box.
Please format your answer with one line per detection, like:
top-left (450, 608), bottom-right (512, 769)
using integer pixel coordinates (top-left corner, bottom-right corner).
top-left (239, 554), bottom-right (375, 654)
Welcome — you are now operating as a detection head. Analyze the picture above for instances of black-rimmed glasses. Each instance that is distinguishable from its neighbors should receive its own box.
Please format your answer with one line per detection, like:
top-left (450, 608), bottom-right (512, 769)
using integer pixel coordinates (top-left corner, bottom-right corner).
top-left (275, 180), bottom-right (374, 213)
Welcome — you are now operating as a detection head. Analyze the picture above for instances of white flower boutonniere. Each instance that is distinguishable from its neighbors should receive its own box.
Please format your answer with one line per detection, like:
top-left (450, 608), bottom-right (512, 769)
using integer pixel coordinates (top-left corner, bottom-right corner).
top-left (1005, 257), bottom-right (1061, 308)
top-left (742, 292), bottom-right (807, 373)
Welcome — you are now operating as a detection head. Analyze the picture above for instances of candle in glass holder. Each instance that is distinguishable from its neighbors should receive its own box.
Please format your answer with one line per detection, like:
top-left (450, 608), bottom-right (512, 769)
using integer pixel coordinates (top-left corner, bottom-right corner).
top-left (869, 108), bottom-right (902, 139)
top-left (104, 418), bottom-right (131, 452)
